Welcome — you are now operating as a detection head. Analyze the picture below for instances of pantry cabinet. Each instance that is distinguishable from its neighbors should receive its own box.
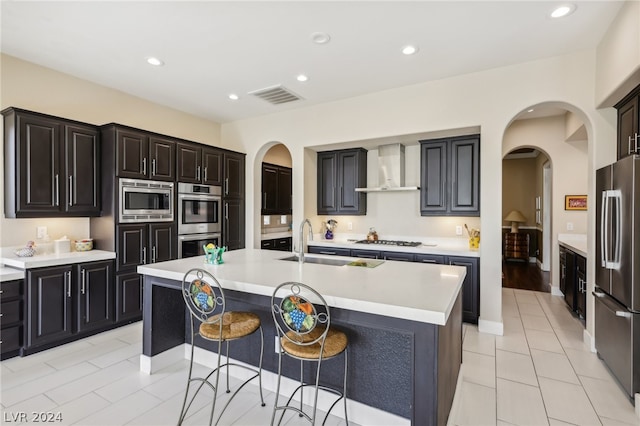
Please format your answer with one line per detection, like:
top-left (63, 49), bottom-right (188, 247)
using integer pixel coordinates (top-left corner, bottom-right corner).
top-left (223, 152), bottom-right (246, 250)
top-left (420, 135), bottom-right (480, 216)
top-left (262, 163), bottom-right (292, 215)
top-left (2, 108), bottom-right (101, 217)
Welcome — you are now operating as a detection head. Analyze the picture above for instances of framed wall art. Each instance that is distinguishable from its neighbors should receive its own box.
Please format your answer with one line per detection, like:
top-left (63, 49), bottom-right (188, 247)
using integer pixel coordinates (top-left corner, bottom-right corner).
top-left (565, 195), bottom-right (587, 211)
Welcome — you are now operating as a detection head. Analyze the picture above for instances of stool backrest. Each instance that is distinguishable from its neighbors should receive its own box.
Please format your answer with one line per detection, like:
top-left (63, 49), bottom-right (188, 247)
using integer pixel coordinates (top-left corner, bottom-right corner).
top-left (271, 282), bottom-right (330, 346)
top-left (181, 268), bottom-right (226, 324)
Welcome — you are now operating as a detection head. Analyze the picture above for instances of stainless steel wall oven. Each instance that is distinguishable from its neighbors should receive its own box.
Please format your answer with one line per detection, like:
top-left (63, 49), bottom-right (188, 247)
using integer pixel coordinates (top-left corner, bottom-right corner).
top-left (177, 182), bottom-right (222, 258)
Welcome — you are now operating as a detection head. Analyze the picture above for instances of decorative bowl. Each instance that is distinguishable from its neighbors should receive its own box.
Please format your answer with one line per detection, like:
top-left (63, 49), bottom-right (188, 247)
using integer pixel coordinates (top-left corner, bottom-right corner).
top-left (75, 239), bottom-right (93, 251)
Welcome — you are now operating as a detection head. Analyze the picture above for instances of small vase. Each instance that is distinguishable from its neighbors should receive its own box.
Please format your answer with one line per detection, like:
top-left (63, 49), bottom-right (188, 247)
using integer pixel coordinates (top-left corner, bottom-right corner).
top-left (325, 230), bottom-right (333, 240)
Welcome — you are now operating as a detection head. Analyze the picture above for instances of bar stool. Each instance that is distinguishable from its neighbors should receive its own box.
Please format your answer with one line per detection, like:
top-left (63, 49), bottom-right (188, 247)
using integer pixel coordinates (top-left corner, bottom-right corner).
top-left (270, 282), bottom-right (348, 425)
top-left (178, 268), bottom-right (265, 426)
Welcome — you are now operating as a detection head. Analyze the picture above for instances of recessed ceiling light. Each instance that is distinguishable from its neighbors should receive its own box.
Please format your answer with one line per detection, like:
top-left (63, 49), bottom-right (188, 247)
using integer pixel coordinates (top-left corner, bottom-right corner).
top-left (296, 74), bottom-right (309, 82)
top-left (550, 4), bottom-right (576, 18)
top-left (402, 45), bottom-right (418, 55)
top-left (528, 108), bottom-right (535, 113)
top-left (228, 94), bottom-right (239, 100)
top-left (146, 56), bottom-right (164, 66)
top-left (311, 32), bottom-right (331, 44)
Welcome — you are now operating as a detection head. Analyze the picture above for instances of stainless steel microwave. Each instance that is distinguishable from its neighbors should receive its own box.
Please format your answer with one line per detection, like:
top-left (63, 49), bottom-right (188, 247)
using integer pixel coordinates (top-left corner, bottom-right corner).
top-left (119, 178), bottom-right (174, 223)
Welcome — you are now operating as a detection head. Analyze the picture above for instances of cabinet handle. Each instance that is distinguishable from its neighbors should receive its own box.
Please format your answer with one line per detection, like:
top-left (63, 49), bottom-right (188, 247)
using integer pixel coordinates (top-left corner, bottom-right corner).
top-left (81, 268), bottom-right (86, 294)
top-left (319, 251), bottom-right (336, 255)
top-left (152, 246), bottom-right (156, 263)
top-left (629, 136), bottom-right (632, 156)
top-left (66, 271), bottom-right (72, 297)
top-left (68, 176), bottom-right (74, 207)
top-left (263, 193), bottom-right (267, 209)
top-left (204, 167), bottom-right (208, 182)
top-left (142, 158), bottom-right (147, 175)
top-left (142, 247), bottom-right (147, 264)
top-left (225, 203), bottom-right (229, 219)
top-left (616, 310), bottom-right (632, 318)
top-left (225, 178), bottom-right (229, 195)
top-left (421, 259), bottom-right (437, 263)
top-left (55, 174), bottom-right (60, 206)
top-left (151, 158), bottom-right (156, 176)
top-left (197, 166), bottom-right (201, 181)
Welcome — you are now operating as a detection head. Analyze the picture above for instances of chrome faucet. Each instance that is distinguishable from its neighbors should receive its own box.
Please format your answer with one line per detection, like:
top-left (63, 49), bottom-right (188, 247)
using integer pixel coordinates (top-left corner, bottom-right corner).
top-left (298, 219), bottom-right (313, 264)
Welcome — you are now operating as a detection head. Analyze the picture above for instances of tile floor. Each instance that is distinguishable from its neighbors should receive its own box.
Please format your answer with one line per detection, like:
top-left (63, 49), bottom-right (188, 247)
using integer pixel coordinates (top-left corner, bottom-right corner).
top-left (1, 289), bottom-right (638, 425)
top-left (448, 288), bottom-right (639, 426)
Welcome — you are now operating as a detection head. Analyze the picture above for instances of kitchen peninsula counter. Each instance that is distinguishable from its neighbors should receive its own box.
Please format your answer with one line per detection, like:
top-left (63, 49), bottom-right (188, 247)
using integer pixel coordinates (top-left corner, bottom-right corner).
top-left (138, 248), bottom-right (465, 425)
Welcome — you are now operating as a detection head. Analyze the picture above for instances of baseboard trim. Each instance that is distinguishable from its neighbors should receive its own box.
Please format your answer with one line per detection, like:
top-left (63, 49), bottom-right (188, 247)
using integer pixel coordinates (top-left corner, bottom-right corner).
top-left (478, 318), bottom-right (503, 336)
top-left (140, 344), bottom-right (186, 374)
top-left (551, 285), bottom-right (563, 297)
top-left (583, 329), bottom-right (596, 353)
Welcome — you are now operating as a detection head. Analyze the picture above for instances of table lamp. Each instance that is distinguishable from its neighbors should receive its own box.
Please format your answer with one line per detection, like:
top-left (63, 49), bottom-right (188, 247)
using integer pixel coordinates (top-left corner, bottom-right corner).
top-left (505, 210), bottom-right (527, 233)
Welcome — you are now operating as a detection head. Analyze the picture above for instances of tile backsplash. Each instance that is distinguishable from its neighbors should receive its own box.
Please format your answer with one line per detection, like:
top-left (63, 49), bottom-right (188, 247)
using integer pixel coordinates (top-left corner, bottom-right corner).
top-left (261, 215), bottom-right (291, 234)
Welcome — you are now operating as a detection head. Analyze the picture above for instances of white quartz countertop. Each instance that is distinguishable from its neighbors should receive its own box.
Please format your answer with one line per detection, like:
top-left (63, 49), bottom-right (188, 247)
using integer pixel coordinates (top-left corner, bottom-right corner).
top-left (138, 248), bottom-right (466, 326)
top-left (0, 266), bottom-right (25, 282)
top-left (558, 234), bottom-right (587, 257)
top-left (308, 236), bottom-right (480, 258)
top-left (1, 248), bottom-right (116, 269)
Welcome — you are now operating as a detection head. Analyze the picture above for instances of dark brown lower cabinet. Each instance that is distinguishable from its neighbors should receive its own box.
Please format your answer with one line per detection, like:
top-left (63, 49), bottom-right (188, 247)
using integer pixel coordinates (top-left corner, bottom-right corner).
top-left (25, 260), bottom-right (116, 353)
top-left (1, 279), bottom-right (24, 360)
top-left (116, 273), bottom-right (143, 323)
top-left (224, 198), bottom-right (245, 250)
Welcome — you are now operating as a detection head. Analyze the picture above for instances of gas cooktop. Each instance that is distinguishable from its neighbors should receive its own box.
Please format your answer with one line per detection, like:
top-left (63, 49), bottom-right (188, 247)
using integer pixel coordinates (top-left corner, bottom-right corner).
top-left (354, 239), bottom-right (422, 247)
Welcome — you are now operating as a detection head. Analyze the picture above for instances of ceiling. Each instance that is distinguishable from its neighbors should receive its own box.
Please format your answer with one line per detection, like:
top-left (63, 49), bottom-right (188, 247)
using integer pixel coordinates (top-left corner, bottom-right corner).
top-left (0, 1), bottom-right (624, 124)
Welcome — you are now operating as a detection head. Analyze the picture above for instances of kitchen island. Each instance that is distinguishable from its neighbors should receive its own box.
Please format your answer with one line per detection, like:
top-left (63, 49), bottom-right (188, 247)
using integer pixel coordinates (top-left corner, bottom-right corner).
top-left (138, 248), bottom-right (465, 426)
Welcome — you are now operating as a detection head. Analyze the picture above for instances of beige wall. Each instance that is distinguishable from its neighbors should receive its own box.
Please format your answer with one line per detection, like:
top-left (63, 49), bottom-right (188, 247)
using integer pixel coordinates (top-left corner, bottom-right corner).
top-left (263, 143), bottom-right (292, 167)
top-left (0, 54), bottom-right (222, 246)
top-left (502, 157), bottom-right (537, 228)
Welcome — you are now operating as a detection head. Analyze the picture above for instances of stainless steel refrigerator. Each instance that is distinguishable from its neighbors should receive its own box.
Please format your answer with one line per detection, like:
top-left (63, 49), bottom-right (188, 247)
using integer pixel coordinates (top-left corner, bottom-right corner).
top-left (595, 154), bottom-right (640, 401)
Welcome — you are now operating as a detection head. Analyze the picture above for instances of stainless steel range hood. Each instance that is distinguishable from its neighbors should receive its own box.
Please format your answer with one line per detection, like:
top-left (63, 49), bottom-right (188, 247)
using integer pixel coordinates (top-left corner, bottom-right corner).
top-left (355, 143), bottom-right (419, 192)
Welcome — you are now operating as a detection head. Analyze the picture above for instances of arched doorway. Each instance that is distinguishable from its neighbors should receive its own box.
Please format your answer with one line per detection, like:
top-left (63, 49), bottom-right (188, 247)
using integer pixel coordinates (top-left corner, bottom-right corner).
top-left (253, 142), bottom-right (293, 249)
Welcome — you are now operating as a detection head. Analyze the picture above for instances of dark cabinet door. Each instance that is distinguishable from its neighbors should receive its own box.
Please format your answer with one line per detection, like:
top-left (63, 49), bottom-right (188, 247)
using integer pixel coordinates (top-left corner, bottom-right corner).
top-left (420, 141), bottom-right (448, 214)
top-left (76, 260), bottom-right (114, 333)
top-left (382, 252), bottom-right (415, 262)
top-left (149, 136), bottom-right (175, 181)
top-left (317, 149), bottom-right (366, 215)
top-left (337, 149), bottom-right (367, 215)
top-left (317, 152), bottom-right (338, 214)
top-left (224, 152), bottom-right (245, 199)
top-left (617, 94), bottom-right (639, 160)
top-left (576, 255), bottom-right (587, 318)
top-left (563, 249), bottom-right (576, 311)
top-left (176, 142), bottom-right (201, 183)
top-left (116, 273), bottom-right (143, 323)
top-left (224, 198), bottom-right (245, 250)
top-left (262, 164), bottom-right (279, 214)
top-left (420, 135), bottom-right (480, 216)
top-left (351, 249), bottom-right (381, 259)
top-left (414, 253), bottom-right (446, 264)
top-left (202, 147), bottom-right (223, 185)
top-left (116, 129), bottom-right (148, 179)
top-left (116, 224), bottom-right (148, 272)
top-left (448, 256), bottom-right (479, 324)
top-left (64, 124), bottom-right (100, 215)
top-left (450, 136), bottom-right (480, 214)
top-left (17, 113), bottom-right (62, 215)
top-left (278, 167), bottom-right (292, 213)
top-left (27, 266), bottom-right (74, 348)
top-left (149, 222), bottom-right (177, 263)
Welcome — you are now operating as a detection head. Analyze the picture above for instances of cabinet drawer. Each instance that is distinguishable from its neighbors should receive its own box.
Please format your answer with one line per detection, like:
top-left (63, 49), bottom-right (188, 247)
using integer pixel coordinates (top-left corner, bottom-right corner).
top-left (1, 300), bottom-right (21, 325)
top-left (0, 280), bottom-right (21, 300)
top-left (308, 246), bottom-right (351, 256)
top-left (382, 252), bottom-right (415, 262)
top-left (351, 249), bottom-right (381, 259)
top-left (414, 254), bottom-right (446, 264)
top-left (1, 325), bottom-right (22, 352)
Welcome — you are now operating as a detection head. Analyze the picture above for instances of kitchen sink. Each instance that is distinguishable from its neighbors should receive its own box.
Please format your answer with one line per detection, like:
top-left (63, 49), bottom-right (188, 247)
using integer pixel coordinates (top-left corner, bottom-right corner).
top-left (279, 255), bottom-right (352, 266)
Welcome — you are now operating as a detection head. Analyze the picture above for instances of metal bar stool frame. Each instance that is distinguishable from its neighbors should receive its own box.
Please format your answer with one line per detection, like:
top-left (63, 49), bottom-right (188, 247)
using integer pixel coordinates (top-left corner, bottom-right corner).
top-left (178, 268), bottom-right (265, 426)
top-left (270, 281), bottom-right (348, 426)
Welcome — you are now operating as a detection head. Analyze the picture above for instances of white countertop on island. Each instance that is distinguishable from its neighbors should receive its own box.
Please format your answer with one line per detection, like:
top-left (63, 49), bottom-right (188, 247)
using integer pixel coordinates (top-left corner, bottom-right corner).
top-left (1, 248), bottom-right (116, 269)
top-left (138, 248), bottom-right (466, 326)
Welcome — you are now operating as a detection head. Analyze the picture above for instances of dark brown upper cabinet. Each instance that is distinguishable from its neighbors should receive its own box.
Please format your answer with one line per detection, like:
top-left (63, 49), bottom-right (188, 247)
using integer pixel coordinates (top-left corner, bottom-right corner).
top-left (317, 148), bottom-right (367, 215)
top-left (103, 124), bottom-right (175, 181)
top-left (420, 135), bottom-right (480, 216)
top-left (176, 142), bottom-right (222, 185)
top-left (2, 107), bottom-right (101, 217)
top-left (616, 86), bottom-right (640, 160)
top-left (261, 162), bottom-right (292, 215)
top-left (223, 151), bottom-right (245, 199)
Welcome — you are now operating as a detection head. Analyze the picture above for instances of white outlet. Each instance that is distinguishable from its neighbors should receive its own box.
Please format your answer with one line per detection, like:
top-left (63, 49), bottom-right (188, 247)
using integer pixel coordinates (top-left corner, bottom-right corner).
top-left (455, 225), bottom-right (463, 236)
top-left (37, 226), bottom-right (47, 239)
top-left (567, 222), bottom-right (574, 231)
top-left (274, 336), bottom-right (281, 353)
top-left (348, 222), bottom-right (353, 231)
top-left (280, 215), bottom-right (287, 225)
top-left (263, 216), bottom-right (271, 226)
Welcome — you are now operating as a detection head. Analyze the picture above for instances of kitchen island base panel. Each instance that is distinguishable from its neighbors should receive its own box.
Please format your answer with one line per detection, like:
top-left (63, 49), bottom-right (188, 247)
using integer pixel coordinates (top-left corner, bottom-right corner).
top-left (141, 274), bottom-right (462, 425)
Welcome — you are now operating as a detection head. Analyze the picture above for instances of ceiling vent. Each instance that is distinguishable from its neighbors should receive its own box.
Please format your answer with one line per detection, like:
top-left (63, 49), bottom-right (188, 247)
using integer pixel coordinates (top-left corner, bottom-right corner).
top-left (249, 85), bottom-right (302, 105)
